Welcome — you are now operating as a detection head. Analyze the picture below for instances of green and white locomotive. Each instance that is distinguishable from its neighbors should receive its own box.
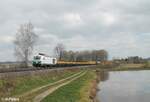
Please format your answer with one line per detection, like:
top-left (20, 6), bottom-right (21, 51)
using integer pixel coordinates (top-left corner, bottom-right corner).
top-left (32, 53), bottom-right (57, 67)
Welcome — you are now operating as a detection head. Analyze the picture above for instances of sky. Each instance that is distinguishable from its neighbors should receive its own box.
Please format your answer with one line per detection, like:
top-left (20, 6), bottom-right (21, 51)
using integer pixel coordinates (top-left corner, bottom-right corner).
top-left (0, 0), bottom-right (150, 61)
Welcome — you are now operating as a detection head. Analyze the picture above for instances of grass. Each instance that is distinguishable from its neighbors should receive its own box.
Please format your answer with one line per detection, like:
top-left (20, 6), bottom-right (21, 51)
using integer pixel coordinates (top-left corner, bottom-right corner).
top-left (111, 64), bottom-right (150, 71)
top-left (0, 80), bottom-right (3, 87)
top-left (13, 73), bottom-right (74, 96)
top-left (42, 70), bottom-right (96, 102)
top-left (95, 63), bottom-right (150, 71)
top-left (0, 69), bottom-right (79, 97)
top-left (20, 71), bottom-right (84, 101)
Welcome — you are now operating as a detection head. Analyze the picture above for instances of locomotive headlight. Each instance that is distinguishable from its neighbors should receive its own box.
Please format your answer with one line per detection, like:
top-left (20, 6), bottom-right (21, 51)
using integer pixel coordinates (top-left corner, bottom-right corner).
top-left (32, 60), bottom-right (40, 64)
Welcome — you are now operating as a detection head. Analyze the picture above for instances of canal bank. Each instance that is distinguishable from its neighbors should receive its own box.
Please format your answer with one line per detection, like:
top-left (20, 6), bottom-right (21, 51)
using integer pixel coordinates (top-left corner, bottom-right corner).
top-left (88, 70), bottom-right (101, 102)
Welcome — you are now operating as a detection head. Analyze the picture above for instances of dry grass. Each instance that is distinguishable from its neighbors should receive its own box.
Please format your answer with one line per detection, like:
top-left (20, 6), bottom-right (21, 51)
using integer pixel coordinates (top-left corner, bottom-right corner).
top-left (120, 64), bottom-right (144, 68)
top-left (79, 70), bottom-right (96, 102)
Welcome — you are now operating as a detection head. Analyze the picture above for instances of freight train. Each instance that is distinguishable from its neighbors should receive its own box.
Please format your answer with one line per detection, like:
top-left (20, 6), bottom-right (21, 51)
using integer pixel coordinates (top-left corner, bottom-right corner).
top-left (32, 53), bottom-right (96, 67)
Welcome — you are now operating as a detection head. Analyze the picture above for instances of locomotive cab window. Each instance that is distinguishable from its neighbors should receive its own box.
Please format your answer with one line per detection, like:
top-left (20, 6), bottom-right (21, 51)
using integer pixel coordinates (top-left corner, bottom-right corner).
top-left (53, 59), bottom-right (55, 64)
top-left (34, 56), bottom-right (41, 60)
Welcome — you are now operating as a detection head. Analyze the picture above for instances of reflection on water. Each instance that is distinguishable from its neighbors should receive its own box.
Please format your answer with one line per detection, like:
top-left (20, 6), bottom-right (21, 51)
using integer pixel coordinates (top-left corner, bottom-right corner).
top-left (99, 71), bottom-right (109, 82)
top-left (97, 70), bottom-right (150, 102)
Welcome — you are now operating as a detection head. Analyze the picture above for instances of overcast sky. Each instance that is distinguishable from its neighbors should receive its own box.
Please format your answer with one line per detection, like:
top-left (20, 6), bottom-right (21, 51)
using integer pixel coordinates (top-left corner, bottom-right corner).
top-left (0, 0), bottom-right (150, 61)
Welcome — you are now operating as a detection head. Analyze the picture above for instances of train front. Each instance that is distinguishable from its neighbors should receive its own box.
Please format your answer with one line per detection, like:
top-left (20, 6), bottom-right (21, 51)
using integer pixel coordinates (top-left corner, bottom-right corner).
top-left (32, 55), bottom-right (41, 67)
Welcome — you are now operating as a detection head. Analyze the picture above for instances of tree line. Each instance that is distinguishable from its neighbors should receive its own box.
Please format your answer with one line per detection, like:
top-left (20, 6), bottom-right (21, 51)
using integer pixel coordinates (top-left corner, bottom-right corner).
top-left (54, 43), bottom-right (108, 62)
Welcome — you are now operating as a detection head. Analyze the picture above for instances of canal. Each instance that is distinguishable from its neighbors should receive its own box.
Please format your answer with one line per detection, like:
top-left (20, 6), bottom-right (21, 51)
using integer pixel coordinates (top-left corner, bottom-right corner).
top-left (97, 70), bottom-right (150, 102)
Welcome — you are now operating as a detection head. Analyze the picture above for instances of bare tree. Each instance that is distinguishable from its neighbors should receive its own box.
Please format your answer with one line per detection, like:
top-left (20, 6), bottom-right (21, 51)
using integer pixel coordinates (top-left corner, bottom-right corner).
top-left (58, 49), bottom-right (108, 62)
top-left (63, 50), bottom-right (76, 61)
top-left (97, 50), bottom-right (108, 61)
top-left (14, 22), bottom-right (38, 67)
top-left (54, 43), bottom-right (65, 61)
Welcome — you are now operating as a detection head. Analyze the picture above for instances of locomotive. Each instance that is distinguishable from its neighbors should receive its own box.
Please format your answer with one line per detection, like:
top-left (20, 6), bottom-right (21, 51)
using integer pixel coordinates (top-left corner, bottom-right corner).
top-left (32, 53), bottom-right (57, 67)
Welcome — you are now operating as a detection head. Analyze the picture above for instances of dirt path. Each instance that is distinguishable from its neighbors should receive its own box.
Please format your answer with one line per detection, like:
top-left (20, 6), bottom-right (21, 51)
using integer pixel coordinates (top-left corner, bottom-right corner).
top-left (17, 71), bottom-right (83, 99)
top-left (33, 71), bottom-right (87, 102)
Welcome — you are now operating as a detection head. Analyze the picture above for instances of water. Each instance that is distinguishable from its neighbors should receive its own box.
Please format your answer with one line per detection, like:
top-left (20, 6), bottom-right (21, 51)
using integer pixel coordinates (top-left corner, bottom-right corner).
top-left (97, 70), bottom-right (150, 102)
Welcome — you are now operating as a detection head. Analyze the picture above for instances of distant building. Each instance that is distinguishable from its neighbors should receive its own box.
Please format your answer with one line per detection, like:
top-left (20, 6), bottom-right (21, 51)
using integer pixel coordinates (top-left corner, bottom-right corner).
top-left (113, 56), bottom-right (145, 64)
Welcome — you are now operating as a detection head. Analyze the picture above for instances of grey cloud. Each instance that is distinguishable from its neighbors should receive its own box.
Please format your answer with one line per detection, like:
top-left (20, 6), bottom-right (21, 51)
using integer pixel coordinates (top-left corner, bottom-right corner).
top-left (0, 0), bottom-right (150, 61)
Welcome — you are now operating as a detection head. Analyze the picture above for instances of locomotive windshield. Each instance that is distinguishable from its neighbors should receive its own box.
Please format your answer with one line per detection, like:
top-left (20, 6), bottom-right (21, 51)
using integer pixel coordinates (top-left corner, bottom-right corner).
top-left (34, 56), bottom-right (41, 60)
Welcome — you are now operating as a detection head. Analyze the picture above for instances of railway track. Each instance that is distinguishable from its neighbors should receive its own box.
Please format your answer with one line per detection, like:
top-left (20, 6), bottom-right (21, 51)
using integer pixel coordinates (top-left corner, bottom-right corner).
top-left (0, 67), bottom-right (38, 73)
top-left (0, 64), bottom-right (96, 74)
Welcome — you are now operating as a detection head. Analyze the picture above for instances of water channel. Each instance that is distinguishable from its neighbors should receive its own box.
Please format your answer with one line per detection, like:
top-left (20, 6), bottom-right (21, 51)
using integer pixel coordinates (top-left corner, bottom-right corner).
top-left (97, 70), bottom-right (150, 102)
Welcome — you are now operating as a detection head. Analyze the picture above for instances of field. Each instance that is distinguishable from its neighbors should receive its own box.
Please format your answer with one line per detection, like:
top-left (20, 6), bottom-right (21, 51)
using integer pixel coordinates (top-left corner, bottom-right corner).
top-left (112, 63), bottom-right (150, 71)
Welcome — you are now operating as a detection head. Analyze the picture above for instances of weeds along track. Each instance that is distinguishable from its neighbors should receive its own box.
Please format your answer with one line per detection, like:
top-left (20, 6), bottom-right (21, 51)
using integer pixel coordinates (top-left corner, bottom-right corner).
top-left (0, 65), bottom-right (95, 79)
top-left (18, 71), bottom-right (86, 101)
top-left (0, 65), bottom-right (95, 74)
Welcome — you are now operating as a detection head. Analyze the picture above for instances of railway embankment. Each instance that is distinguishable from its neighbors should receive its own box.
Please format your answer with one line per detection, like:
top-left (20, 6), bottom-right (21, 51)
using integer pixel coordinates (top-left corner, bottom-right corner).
top-left (0, 68), bottom-right (81, 99)
top-left (0, 65), bottom-right (96, 79)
